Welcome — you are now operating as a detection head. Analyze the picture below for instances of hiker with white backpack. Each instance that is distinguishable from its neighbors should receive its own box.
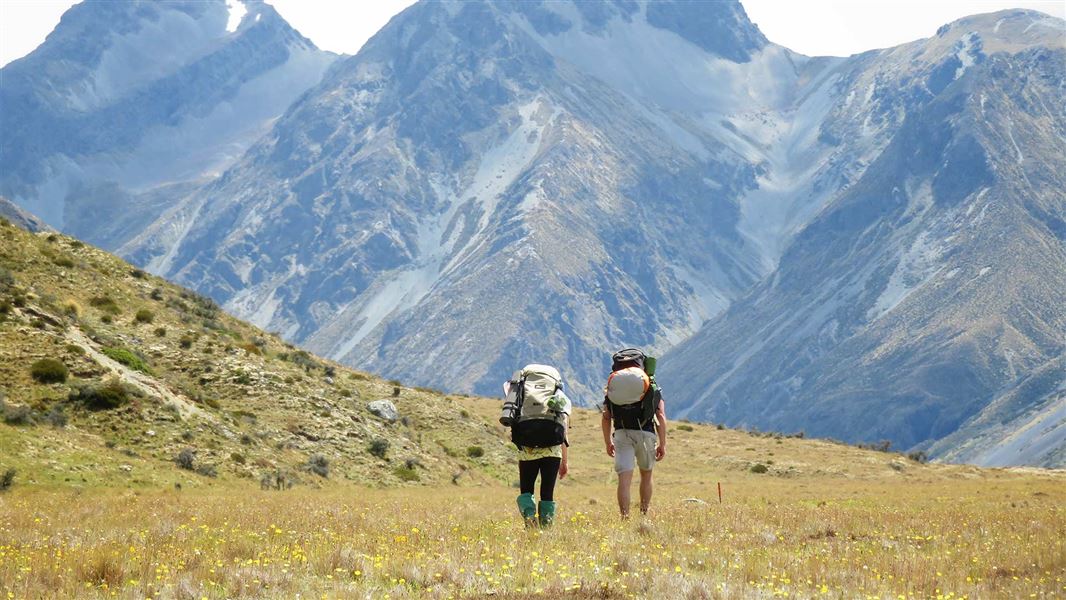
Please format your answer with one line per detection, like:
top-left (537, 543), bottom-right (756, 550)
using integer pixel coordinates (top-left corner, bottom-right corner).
top-left (499, 364), bottom-right (572, 527)
top-left (601, 348), bottom-right (667, 518)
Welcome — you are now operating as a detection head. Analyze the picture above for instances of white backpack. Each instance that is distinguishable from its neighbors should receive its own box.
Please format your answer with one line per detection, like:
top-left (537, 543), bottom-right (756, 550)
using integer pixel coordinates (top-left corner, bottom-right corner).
top-left (500, 364), bottom-right (568, 448)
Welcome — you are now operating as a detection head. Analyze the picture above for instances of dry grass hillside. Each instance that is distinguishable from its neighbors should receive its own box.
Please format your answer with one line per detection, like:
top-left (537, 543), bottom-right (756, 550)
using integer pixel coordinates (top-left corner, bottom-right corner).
top-left (0, 219), bottom-right (512, 489)
top-left (0, 217), bottom-right (1063, 599)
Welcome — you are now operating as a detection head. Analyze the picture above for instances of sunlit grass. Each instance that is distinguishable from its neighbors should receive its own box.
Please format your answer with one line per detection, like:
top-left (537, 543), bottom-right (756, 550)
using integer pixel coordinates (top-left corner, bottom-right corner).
top-left (1, 475), bottom-right (1062, 599)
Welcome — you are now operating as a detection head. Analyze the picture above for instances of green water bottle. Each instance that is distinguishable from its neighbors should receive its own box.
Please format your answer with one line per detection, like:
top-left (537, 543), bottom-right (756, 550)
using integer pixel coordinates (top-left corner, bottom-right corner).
top-left (644, 356), bottom-right (657, 377)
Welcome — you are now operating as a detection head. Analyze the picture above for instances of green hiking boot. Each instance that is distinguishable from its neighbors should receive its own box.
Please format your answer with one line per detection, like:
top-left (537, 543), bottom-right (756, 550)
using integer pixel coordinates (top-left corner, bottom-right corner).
top-left (538, 500), bottom-right (557, 528)
top-left (517, 493), bottom-right (537, 526)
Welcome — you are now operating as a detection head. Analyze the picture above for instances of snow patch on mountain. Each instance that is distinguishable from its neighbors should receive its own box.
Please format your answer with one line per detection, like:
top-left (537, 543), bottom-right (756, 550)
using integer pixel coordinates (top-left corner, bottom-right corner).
top-left (225, 0), bottom-right (247, 33)
top-left (955, 32), bottom-right (979, 79)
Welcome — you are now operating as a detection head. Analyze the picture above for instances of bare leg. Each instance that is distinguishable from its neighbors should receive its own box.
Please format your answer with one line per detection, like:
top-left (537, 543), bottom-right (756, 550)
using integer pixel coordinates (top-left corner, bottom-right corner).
top-left (638, 469), bottom-right (653, 515)
top-left (617, 470), bottom-right (634, 518)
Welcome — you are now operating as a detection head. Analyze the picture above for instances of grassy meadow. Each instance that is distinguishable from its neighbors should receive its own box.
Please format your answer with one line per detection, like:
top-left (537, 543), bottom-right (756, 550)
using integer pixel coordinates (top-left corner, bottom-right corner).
top-left (0, 222), bottom-right (1063, 598)
top-left (2, 401), bottom-right (1064, 599)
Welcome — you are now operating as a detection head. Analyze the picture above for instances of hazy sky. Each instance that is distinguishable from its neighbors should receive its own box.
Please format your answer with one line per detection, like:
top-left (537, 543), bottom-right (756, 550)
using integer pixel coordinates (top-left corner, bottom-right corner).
top-left (1, 0), bottom-right (1063, 67)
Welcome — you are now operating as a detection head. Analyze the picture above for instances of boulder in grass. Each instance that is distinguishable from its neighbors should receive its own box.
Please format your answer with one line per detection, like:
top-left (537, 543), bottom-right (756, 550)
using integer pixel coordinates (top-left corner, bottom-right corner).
top-left (367, 400), bottom-right (399, 423)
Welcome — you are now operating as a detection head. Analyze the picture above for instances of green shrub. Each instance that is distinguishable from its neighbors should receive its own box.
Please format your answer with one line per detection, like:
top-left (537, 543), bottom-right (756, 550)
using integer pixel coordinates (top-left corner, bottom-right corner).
top-left (750, 463), bottom-right (769, 474)
top-left (394, 466), bottom-right (420, 482)
top-left (175, 448), bottom-right (196, 470)
top-left (368, 438), bottom-right (389, 459)
top-left (30, 358), bottom-right (68, 383)
top-left (677, 424), bottom-right (694, 432)
top-left (178, 334), bottom-right (194, 349)
top-left (1, 401), bottom-right (35, 426)
top-left (65, 344), bottom-right (85, 355)
top-left (134, 309), bottom-right (154, 324)
top-left (0, 468), bottom-right (14, 492)
top-left (101, 347), bottom-right (152, 374)
top-left (130, 269), bottom-right (147, 279)
top-left (154, 327), bottom-right (167, 337)
top-left (196, 464), bottom-right (218, 478)
top-left (307, 454), bottom-right (329, 478)
top-left (44, 405), bottom-right (68, 428)
top-left (239, 342), bottom-right (261, 355)
top-left (71, 379), bottom-right (134, 410)
top-left (466, 446), bottom-right (485, 458)
top-left (230, 452), bottom-right (246, 465)
top-left (150, 288), bottom-right (164, 301)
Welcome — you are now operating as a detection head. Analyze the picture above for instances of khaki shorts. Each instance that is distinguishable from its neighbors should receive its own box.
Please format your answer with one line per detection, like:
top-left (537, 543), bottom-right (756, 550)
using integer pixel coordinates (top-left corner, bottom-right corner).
top-left (613, 429), bottom-right (657, 473)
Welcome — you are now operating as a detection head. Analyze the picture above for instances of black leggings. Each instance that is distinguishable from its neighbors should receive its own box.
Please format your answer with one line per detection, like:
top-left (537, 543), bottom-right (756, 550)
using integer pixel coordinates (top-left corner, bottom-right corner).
top-left (519, 457), bottom-right (561, 501)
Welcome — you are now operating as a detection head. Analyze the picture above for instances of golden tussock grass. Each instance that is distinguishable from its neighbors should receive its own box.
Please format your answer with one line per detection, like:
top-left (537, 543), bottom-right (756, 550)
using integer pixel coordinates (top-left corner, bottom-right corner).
top-left (0, 468), bottom-right (1062, 599)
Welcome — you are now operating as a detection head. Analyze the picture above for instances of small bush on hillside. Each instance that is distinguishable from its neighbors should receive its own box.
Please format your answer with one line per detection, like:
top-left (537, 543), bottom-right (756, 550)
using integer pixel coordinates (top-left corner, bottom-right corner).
top-left (0, 468), bottom-right (14, 492)
top-left (153, 327), bottom-right (167, 337)
top-left (0, 299), bottom-right (12, 315)
top-left (1, 401), bottom-right (35, 426)
top-left (30, 358), bottom-right (68, 383)
top-left (63, 300), bottom-right (81, 317)
top-left (89, 296), bottom-right (121, 315)
top-left (368, 438), bottom-right (390, 459)
top-left (907, 451), bottom-right (929, 463)
top-left (466, 446), bottom-right (485, 458)
top-left (130, 269), bottom-right (147, 279)
top-left (195, 464), bottom-right (218, 478)
top-left (239, 342), bottom-right (261, 355)
top-left (750, 463), bottom-right (769, 474)
top-left (65, 344), bottom-right (85, 355)
top-left (71, 379), bottom-right (135, 410)
top-left (230, 452), bottom-right (246, 465)
top-left (175, 448), bottom-right (196, 471)
top-left (150, 288), bottom-right (164, 301)
top-left (392, 387), bottom-right (401, 397)
top-left (858, 440), bottom-right (893, 453)
top-left (178, 334), bottom-right (194, 349)
top-left (101, 347), bottom-right (152, 374)
top-left (676, 424), bottom-right (694, 432)
top-left (307, 454), bottom-right (329, 478)
top-left (134, 309), bottom-right (154, 324)
top-left (44, 404), bottom-right (68, 428)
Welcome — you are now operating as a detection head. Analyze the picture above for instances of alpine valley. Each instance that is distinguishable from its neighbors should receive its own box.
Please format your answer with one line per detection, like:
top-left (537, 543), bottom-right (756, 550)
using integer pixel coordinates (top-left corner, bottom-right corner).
top-left (2, 1), bottom-right (1063, 466)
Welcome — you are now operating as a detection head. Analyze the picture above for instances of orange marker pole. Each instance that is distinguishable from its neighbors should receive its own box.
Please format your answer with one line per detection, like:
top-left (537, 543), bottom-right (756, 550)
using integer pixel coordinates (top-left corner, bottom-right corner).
top-left (717, 482), bottom-right (722, 503)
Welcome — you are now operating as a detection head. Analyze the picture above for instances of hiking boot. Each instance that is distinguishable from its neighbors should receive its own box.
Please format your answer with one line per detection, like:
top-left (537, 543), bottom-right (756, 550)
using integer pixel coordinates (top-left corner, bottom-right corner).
top-left (538, 500), bottom-right (557, 527)
top-left (517, 493), bottom-right (537, 526)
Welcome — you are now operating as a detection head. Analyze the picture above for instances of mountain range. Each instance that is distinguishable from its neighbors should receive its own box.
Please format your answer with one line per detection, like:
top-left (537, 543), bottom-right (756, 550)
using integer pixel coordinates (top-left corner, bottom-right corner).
top-left (2, 0), bottom-right (1063, 466)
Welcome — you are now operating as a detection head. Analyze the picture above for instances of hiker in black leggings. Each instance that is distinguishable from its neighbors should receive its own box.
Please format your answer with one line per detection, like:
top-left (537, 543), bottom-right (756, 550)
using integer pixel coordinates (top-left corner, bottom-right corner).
top-left (520, 457), bottom-right (562, 501)
top-left (505, 367), bottom-right (572, 527)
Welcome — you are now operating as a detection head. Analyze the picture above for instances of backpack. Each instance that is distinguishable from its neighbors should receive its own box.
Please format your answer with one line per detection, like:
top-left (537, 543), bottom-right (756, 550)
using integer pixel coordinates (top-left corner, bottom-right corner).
top-left (500, 364), bottom-right (568, 448)
top-left (605, 348), bottom-right (659, 430)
